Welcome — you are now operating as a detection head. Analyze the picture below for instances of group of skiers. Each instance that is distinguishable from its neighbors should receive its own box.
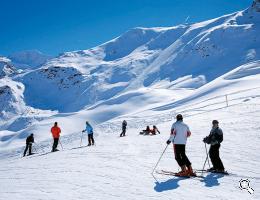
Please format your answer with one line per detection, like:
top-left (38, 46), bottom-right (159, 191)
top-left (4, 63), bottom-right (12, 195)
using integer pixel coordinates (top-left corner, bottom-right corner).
top-left (166, 114), bottom-right (225, 176)
top-left (140, 125), bottom-right (161, 135)
top-left (23, 114), bottom-right (225, 176)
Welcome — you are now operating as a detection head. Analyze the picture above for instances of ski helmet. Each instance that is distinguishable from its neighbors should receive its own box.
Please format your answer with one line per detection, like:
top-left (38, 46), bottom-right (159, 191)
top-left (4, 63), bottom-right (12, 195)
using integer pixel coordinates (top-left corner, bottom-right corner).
top-left (176, 114), bottom-right (183, 121)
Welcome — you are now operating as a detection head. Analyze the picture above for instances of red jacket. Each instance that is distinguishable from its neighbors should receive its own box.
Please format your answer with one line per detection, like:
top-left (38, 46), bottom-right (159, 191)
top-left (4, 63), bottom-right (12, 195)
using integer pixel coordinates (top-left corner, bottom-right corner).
top-left (51, 126), bottom-right (61, 139)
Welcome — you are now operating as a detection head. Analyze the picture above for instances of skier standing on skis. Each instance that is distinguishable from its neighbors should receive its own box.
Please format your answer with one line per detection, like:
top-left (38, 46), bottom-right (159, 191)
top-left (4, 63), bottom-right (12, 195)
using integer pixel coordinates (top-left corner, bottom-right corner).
top-left (82, 121), bottom-right (95, 146)
top-left (203, 120), bottom-right (225, 172)
top-left (23, 133), bottom-right (34, 157)
top-left (120, 120), bottom-right (127, 137)
top-left (51, 122), bottom-right (61, 152)
top-left (166, 114), bottom-right (195, 176)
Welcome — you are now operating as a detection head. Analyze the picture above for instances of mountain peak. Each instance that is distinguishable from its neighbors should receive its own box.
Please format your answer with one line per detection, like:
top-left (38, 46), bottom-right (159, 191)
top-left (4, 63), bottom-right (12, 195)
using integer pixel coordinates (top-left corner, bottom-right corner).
top-left (252, 0), bottom-right (260, 12)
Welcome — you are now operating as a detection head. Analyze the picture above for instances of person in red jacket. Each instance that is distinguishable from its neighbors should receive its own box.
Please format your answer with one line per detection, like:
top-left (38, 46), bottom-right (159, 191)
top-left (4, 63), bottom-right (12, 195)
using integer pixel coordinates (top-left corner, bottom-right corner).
top-left (51, 122), bottom-right (61, 152)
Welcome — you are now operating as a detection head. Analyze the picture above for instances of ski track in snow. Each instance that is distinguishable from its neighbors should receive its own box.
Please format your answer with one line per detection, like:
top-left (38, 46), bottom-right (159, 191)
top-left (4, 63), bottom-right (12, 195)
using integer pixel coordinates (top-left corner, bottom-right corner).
top-left (0, 98), bottom-right (260, 200)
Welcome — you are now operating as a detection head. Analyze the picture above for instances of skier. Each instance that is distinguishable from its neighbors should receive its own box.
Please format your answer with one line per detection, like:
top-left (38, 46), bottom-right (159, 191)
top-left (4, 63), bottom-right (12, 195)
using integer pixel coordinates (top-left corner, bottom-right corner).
top-left (82, 121), bottom-right (95, 146)
top-left (120, 120), bottom-right (127, 137)
top-left (151, 125), bottom-right (160, 135)
top-left (51, 122), bottom-right (61, 152)
top-left (23, 133), bottom-right (34, 157)
top-left (203, 120), bottom-right (225, 172)
top-left (166, 114), bottom-right (195, 176)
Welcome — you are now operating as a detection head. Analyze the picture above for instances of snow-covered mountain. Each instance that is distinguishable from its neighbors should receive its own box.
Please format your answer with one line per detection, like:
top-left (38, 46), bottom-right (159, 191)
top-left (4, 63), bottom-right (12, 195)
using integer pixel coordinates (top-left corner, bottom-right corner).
top-left (8, 50), bottom-right (52, 69)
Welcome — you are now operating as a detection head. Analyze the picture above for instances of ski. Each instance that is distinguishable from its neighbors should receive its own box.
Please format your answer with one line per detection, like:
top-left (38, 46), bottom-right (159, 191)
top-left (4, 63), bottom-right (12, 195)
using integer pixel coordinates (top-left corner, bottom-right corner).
top-left (156, 170), bottom-right (204, 178)
top-left (195, 169), bottom-right (229, 175)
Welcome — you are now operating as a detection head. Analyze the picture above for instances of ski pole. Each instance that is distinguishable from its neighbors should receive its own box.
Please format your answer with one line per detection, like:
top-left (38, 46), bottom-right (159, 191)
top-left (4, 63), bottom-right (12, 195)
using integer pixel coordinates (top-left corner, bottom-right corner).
top-left (205, 143), bottom-right (211, 168)
top-left (80, 131), bottom-right (83, 147)
top-left (59, 139), bottom-right (64, 150)
top-left (202, 143), bottom-right (210, 176)
top-left (151, 144), bottom-right (169, 175)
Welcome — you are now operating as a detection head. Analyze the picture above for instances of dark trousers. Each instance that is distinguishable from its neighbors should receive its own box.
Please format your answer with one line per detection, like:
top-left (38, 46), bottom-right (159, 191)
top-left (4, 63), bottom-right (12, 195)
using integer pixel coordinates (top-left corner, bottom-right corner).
top-left (209, 144), bottom-right (225, 170)
top-left (23, 143), bottom-right (32, 156)
top-left (120, 129), bottom-right (126, 137)
top-left (88, 134), bottom-right (95, 145)
top-left (174, 144), bottom-right (191, 167)
top-left (52, 138), bottom-right (59, 152)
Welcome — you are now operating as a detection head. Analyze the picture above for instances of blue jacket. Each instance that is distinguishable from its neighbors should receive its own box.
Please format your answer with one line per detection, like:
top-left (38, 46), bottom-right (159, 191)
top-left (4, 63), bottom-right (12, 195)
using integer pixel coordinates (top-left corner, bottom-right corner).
top-left (84, 124), bottom-right (93, 135)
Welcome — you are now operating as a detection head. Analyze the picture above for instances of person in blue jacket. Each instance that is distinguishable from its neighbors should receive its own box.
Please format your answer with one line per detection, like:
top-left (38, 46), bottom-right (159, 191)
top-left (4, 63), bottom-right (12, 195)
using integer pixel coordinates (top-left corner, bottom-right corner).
top-left (82, 121), bottom-right (95, 146)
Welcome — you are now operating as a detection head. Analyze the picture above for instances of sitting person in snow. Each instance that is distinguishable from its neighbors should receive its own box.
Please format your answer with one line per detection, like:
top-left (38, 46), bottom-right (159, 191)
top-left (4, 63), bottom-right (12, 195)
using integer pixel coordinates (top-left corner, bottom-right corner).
top-left (140, 126), bottom-right (151, 135)
top-left (23, 133), bottom-right (34, 157)
top-left (82, 121), bottom-right (95, 146)
top-left (151, 125), bottom-right (160, 135)
top-left (203, 120), bottom-right (225, 173)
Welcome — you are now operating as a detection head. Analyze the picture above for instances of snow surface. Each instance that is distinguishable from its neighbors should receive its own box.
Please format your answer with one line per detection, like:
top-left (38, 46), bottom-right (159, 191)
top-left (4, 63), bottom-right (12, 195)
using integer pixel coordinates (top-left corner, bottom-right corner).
top-left (0, 1), bottom-right (260, 199)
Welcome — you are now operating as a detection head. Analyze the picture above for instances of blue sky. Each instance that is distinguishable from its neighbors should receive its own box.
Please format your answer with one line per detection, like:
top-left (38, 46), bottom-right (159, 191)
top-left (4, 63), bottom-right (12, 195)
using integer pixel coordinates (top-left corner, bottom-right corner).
top-left (0, 0), bottom-right (252, 56)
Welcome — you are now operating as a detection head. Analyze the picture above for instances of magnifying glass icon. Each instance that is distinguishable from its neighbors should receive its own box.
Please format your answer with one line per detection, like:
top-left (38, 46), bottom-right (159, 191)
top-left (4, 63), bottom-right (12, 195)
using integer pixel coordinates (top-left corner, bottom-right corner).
top-left (239, 179), bottom-right (254, 194)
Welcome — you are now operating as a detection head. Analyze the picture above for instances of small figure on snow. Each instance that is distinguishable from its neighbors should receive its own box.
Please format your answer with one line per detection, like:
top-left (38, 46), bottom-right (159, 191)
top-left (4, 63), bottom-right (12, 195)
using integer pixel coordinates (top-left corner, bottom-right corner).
top-left (23, 133), bottom-right (34, 157)
top-left (203, 120), bottom-right (225, 172)
top-left (51, 122), bottom-right (61, 152)
top-left (151, 125), bottom-right (160, 135)
top-left (140, 126), bottom-right (151, 135)
top-left (82, 121), bottom-right (95, 146)
top-left (166, 114), bottom-right (195, 176)
top-left (120, 120), bottom-right (127, 137)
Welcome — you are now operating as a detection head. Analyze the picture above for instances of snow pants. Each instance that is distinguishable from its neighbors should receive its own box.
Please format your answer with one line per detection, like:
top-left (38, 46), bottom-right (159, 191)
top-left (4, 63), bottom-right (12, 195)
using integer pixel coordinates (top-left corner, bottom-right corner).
top-left (174, 144), bottom-right (191, 167)
top-left (209, 144), bottom-right (225, 170)
top-left (120, 128), bottom-right (126, 137)
top-left (88, 134), bottom-right (95, 145)
top-left (23, 143), bottom-right (32, 156)
top-left (52, 138), bottom-right (59, 152)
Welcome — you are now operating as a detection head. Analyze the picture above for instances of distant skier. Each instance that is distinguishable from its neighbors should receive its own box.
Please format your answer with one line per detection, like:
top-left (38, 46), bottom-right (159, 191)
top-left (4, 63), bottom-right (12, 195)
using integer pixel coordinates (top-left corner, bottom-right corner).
top-left (166, 114), bottom-right (195, 176)
top-left (203, 120), bottom-right (225, 172)
top-left (51, 122), bottom-right (61, 152)
top-left (151, 125), bottom-right (160, 135)
top-left (120, 120), bottom-right (127, 137)
top-left (82, 121), bottom-right (95, 146)
top-left (23, 133), bottom-right (34, 157)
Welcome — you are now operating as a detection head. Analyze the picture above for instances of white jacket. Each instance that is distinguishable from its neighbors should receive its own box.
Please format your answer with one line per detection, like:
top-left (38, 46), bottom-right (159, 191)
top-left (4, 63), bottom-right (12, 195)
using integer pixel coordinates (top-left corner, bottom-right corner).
top-left (169, 121), bottom-right (191, 145)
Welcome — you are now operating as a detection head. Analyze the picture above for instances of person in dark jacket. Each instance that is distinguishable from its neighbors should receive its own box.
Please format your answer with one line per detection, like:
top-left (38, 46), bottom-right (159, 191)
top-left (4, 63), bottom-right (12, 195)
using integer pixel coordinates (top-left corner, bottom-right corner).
top-left (203, 120), bottom-right (225, 172)
top-left (23, 133), bottom-right (34, 157)
top-left (140, 126), bottom-right (151, 135)
top-left (120, 120), bottom-right (127, 137)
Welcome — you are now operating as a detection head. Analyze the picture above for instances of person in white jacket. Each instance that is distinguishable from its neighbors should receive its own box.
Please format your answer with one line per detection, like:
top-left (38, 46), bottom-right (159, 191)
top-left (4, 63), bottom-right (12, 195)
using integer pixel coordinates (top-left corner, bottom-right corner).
top-left (167, 114), bottom-right (195, 176)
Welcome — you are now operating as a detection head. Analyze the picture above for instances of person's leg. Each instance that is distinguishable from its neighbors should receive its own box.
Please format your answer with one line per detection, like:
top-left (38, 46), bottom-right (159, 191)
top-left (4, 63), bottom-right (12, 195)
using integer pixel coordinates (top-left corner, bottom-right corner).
top-left (209, 145), bottom-right (217, 169)
top-left (28, 144), bottom-right (32, 155)
top-left (174, 145), bottom-right (184, 167)
top-left (214, 144), bottom-right (225, 170)
top-left (52, 138), bottom-right (58, 151)
top-left (23, 144), bottom-right (29, 156)
top-left (122, 129), bottom-right (126, 136)
top-left (180, 145), bottom-right (191, 167)
top-left (91, 134), bottom-right (95, 145)
top-left (88, 134), bottom-right (91, 146)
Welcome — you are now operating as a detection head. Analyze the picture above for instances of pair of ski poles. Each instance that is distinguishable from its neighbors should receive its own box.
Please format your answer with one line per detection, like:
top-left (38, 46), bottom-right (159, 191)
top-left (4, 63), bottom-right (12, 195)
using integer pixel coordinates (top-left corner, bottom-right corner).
top-left (151, 141), bottom-right (210, 176)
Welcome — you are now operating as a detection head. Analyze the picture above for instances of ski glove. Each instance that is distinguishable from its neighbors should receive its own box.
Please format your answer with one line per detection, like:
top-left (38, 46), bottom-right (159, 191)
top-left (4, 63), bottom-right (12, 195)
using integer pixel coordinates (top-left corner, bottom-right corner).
top-left (166, 140), bottom-right (171, 145)
top-left (203, 136), bottom-right (211, 144)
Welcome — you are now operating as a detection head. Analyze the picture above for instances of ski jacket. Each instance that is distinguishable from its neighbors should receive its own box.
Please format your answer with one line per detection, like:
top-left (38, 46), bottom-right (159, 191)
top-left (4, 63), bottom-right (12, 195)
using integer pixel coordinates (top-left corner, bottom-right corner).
top-left (84, 124), bottom-right (93, 135)
top-left (122, 121), bottom-right (127, 130)
top-left (169, 121), bottom-right (191, 145)
top-left (208, 127), bottom-right (223, 145)
top-left (51, 126), bottom-right (61, 139)
top-left (26, 135), bottom-right (34, 144)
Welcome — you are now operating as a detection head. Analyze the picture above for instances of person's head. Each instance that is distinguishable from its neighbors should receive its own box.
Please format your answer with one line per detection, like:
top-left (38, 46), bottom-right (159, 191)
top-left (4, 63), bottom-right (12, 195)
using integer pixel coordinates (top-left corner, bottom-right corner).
top-left (54, 122), bottom-right (58, 126)
top-left (153, 125), bottom-right (156, 129)
top-left (146, 126), bottom-right (150, 129)
top-left (212, 120), bottom-right (219, 127)
top-left (176, 114), bottom-right (183, 121)
top-left (86, 121), bottom-right (89, 125)
top-left (30, 133), bottom-right (34, 137)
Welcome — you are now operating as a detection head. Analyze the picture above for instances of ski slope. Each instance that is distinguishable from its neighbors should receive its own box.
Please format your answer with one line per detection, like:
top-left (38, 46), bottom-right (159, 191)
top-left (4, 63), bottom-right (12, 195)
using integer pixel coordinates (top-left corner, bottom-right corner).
top-left (0, 94), bottom-right (259, 200)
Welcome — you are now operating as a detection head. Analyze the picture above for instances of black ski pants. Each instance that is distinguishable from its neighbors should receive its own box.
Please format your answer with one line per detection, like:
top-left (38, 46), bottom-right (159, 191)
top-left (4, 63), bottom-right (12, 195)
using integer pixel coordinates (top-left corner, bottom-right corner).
top-left (120, 128), bottom-right (126, 137)
top-left (52, 138), bottom-right (59, 152)
top-left (209, 144), bottom-right (225, 170)
top-left (23, 143), bottom-right (32, 156)
top-left (174, 144), bottom-right (191, 167)
top-left (88, 134), bottom-right (95, 145)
